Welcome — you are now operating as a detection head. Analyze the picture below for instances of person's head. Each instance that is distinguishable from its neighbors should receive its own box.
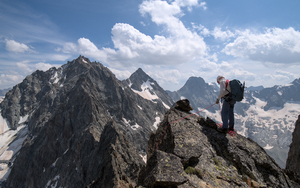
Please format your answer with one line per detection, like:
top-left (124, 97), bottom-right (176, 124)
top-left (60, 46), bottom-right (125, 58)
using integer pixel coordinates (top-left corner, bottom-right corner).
top-left (217, 75), bottom-right (224, 84)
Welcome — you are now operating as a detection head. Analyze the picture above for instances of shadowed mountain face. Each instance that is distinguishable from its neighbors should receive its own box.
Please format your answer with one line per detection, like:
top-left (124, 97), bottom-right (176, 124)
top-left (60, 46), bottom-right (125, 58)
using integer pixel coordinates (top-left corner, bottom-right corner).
top-left (1, 56), bottom-right (168, 187)
top-left (286, 115), bottom-right (300, 184)
top-left (139, 101), bottom-right (299, 187)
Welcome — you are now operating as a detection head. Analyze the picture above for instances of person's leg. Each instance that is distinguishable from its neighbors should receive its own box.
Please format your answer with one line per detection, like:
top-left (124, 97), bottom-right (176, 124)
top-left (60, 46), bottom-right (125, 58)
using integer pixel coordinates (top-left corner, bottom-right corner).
top-left (229, 103), bottom-right (235, 129)
top-left (221, 100), bottom-right (229, 129)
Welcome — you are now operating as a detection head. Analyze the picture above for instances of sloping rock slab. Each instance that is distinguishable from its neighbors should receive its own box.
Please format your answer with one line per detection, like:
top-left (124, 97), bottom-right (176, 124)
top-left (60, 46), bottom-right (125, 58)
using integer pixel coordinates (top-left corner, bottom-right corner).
top-left (143, 150), bottom-right (187, 187)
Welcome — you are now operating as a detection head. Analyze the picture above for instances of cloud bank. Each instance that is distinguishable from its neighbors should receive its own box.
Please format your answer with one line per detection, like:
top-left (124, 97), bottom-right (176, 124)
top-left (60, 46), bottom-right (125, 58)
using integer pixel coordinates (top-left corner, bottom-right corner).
top-left (223, 27), bottom-right (300, 65)
top-left (61, 0), bottom-right (208, 69)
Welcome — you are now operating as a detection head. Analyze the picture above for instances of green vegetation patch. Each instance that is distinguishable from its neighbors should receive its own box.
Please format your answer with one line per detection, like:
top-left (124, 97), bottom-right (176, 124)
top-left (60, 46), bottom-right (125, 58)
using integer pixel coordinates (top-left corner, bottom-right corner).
top-left (213, 157), bottom-right (222, 166)
top-left (185, 166), bottom-right (203, 179)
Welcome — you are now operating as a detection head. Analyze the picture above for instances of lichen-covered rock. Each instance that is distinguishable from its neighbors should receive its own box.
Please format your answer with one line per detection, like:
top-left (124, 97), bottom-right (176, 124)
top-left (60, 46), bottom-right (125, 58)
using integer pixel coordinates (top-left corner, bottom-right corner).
top-left (140, 102), bottom-right (297, 187)
top-left (141, 150), bottom-right (187, 187)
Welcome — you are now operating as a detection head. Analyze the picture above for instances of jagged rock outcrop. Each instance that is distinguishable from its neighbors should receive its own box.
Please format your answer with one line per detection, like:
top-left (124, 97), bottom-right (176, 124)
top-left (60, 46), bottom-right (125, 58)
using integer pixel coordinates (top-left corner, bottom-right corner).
top-left (286, 115), bottom-right (300, 184)
top-left (1, 56), bottom-right (168, 187)
top-left (139, 99), bottom-right (298, 187)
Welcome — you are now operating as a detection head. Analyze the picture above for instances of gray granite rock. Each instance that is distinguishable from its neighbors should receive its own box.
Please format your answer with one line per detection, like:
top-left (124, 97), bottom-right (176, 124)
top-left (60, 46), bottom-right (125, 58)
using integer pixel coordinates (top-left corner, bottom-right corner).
top-left (140, 100), bottom-right (297, 187)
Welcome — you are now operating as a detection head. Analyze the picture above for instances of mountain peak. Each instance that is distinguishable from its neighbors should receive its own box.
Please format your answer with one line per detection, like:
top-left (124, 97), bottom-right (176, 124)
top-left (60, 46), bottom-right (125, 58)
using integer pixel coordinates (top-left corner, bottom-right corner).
top-left (67, 55), bottom-right (91, 66)
top-left (122, 68), bottom-right (174, 109)
top-left (130, 68), bottom-right (152, 83)
top-left (2, 57), bottom-right (169, 187)
top-left (136, 67), bottom-right (146, 74)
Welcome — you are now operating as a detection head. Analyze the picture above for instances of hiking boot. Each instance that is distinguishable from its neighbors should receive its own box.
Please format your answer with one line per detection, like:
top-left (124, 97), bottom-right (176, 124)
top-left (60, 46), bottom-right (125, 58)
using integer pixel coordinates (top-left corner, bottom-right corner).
top-left (229, 127), bottom-right (234, 131)
top-left (217, 128), bottom-right (228, 133)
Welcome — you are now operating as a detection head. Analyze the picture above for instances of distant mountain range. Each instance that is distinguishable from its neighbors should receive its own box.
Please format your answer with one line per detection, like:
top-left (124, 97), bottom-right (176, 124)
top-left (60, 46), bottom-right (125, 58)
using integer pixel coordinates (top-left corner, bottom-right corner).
top-left (168, 77), bottom-right (300, 168)
top-left (0, 88), bottom-right (10, 96)
top-left (246, 85), bottom-right (264, 91)
top-left (0, 56), bottom-right (300, 186)
top-left (122, 69), bottom-right (300, 168)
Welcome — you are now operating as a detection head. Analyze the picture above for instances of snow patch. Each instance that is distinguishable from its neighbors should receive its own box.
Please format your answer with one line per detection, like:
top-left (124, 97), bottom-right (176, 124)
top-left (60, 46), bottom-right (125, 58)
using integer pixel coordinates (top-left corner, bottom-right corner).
top-left (280, 83), bottom-right (293, 88)
top-left (131, 123), bottom-right (140, 130)
top-left (18, 114), bottom-right (29, 124)
top-left (153, 116), bottom-right (161, 130)
top-left (128, 79), bottom-right (133, 87)
top-left (131, 80), bottom-right (159, 102)
top-left (162, 102), bottom-right (170, 109)
top-left (51, 158), bottom-right (58, 167)
top-left (0, 125), bottom-right (28, 180)
top-left (123, 118), bottom-right (140, 130)
top-left (122, 118), bottom-right (130, 127)
top-left (0, 112), bottom-right (10, 134)
top-left (51, 71), bottom-right (60, 84)
top-left (140, 154), bottom-right (147, 163)
top-left (63, 149), bottom-right (69, 155)
top-left (209, 95), bottom-right (300, 137)
top-left (45, 175), bottom-right (60, 188)
top-left (82, 58), bottom-right (88, 64)
top-left (264, 144), bottom-right (273, 150)
top-left (137, 105), bottom-right (143, 110)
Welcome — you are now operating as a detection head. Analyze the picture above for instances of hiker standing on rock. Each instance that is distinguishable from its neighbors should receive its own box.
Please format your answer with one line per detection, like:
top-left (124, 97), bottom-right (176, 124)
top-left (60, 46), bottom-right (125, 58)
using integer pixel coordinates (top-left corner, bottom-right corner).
top-left (215, 75), bottom-right (236, 133)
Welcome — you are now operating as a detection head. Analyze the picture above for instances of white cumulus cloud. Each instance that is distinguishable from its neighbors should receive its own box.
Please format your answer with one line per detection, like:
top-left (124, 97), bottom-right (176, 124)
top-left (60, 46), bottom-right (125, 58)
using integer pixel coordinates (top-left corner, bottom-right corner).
top-left (35, 62), bottom-right (53, 71)
top-left (61, 0), bottom-right (208, 69)
top-left (264, 70), bottom-right (299, 83)
top-left (223, 27), bottom-right (300, 65)
top-left (212, 27), bottom-right (235, 41)
top-left (0, 73), bottom-right (24, 89)
top-left (109, 23), bottom-right (207, 66)
top-left (5, 39), bottom-right (33, 53)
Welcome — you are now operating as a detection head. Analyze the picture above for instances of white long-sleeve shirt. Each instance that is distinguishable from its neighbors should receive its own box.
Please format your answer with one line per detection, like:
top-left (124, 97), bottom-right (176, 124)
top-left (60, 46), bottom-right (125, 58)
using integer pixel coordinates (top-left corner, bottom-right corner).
top-left (217, 78), bottom-right (231, 100)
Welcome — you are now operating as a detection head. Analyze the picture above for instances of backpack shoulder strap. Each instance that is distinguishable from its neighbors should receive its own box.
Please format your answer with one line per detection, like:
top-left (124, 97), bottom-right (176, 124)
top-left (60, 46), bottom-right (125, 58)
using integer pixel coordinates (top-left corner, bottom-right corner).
top-left (225, 79), bottom-right (230, 89)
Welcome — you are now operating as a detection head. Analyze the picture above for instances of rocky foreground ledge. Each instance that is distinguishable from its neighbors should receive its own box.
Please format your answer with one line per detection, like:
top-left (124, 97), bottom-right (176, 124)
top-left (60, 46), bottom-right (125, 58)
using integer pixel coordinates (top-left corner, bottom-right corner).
top-left (138, 100), bottom-right (299, 188)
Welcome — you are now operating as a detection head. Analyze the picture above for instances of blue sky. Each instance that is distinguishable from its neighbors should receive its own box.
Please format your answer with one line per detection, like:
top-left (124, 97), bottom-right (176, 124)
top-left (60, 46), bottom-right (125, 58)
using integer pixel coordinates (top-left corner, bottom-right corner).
top-left (1, 0), bottom-right (300, 91)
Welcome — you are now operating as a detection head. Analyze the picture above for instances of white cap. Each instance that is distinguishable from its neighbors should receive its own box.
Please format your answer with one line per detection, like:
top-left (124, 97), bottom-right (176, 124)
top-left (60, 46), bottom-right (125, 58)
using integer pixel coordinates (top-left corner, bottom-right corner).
top-left (217, 75), bottom-right (224, 83)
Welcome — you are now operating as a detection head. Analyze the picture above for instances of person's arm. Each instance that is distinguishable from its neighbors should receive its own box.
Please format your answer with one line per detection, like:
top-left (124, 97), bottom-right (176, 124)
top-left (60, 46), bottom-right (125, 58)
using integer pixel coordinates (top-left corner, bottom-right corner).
top-left (217, 81), bottom-right (227, 100)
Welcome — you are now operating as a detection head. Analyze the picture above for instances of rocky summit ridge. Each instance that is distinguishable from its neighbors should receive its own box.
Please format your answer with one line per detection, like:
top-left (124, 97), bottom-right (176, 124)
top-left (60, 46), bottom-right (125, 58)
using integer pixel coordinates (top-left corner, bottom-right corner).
top-left (139, 99), bottom-right (299, 188)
